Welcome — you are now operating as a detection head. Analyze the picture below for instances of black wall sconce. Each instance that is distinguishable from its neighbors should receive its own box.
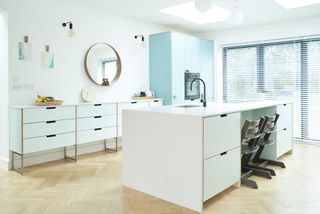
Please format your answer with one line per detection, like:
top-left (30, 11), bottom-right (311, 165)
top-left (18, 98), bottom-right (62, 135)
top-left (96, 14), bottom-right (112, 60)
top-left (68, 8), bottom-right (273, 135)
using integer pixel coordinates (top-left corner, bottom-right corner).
top-left (62, 21), bottom-right (75, 37)
top-left (134, 35), bottom-right (146, 48)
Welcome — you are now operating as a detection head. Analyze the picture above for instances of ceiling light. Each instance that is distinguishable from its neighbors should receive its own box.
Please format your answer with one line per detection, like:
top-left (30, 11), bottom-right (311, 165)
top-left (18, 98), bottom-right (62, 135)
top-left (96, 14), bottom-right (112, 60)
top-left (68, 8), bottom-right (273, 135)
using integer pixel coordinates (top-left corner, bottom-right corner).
top-left (274, 0), bottom-right (320, 9)
top-left (160, 1), bottom-right (229, 24)
top-left (194, 0), bottom-right (213, 12)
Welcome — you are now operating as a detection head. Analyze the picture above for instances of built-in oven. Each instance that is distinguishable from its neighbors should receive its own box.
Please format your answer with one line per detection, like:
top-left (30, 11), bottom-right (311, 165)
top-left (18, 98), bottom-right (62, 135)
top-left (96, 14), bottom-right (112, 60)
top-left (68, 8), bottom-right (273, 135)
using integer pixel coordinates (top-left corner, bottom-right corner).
top-left (185, 72), bottom-right (200, 100)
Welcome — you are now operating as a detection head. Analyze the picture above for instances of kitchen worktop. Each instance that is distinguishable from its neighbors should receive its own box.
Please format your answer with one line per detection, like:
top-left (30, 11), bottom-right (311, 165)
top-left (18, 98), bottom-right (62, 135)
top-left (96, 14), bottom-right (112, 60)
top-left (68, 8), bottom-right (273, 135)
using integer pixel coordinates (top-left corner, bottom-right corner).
top-left (124, 100), bottom-right (292, 118)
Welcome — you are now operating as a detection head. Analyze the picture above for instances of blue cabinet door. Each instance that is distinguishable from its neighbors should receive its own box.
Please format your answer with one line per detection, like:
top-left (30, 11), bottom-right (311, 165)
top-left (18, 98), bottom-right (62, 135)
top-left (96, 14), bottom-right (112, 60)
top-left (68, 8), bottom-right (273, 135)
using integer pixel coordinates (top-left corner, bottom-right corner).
top-left (149, 33), bottom-right (172, 105)
top-left (171, 32), bottom-right (185, 105)
top-left (184, 35), bottom-right (201, 73)
top-left (200, 39), bottom-right (214, 101)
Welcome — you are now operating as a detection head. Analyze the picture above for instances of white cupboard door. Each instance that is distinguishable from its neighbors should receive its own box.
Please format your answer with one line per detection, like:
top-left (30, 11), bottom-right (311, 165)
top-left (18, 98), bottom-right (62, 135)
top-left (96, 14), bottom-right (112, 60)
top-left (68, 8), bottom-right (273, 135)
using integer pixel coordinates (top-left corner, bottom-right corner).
top-left (277, 127), bottom-right (293, 158)
top-left (277, 103), bottom-right (292, 130)
top-left (204, 147), bottom-right (240, 201)
top-left (204, 113), bottom-right (240, 159)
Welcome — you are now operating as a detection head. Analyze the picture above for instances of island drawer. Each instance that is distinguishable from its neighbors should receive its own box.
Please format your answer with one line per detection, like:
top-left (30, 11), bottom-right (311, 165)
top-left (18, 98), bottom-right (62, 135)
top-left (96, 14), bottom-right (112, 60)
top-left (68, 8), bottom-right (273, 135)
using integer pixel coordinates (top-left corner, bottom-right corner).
top-left (23, 106), bottom-right (75, 123)
top-left (204, 113), bottom-right (240, 159)
top-left (77, 103), bottom-right (116, 118)
top-left (77, 127), bottom-right (117, 144)
top-left (77, 115), bottom-right (117, 131)
top-left (203, 147), bottom-right (240, 201)
top-left (23, 119), bottom-right (75, 139)
top-left (24, 132), bottom-right (75, 154)
top-left (277, 103), bottom-right (292, 130)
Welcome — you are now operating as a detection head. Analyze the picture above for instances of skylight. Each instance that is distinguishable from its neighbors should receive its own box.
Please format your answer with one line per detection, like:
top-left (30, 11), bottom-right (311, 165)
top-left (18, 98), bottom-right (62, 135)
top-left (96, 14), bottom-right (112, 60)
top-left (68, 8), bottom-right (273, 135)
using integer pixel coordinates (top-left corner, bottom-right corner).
top-left (159, 2), bottom-right (230, 24)
top-left (274, 0), bottom-right (320, 9)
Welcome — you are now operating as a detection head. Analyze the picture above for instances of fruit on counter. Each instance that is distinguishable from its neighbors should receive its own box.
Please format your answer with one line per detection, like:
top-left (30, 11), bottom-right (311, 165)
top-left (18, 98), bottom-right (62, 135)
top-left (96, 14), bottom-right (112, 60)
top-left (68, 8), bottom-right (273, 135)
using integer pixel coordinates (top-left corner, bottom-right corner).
top-left (36, 95), bottom-right (55, 103)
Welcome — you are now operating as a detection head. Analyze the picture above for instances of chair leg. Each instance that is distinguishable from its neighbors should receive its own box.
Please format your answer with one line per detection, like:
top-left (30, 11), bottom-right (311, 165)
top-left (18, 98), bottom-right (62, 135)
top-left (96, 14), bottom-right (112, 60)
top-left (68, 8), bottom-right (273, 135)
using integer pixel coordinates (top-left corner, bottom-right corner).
top-left (241, 177), bottom-right (258, 189)
top-left (247, 164), bottom-right (276, 176)
top-left (253, 158), bottom-right (286, 168)
top-left (243, 166), bottom-right (272, 179)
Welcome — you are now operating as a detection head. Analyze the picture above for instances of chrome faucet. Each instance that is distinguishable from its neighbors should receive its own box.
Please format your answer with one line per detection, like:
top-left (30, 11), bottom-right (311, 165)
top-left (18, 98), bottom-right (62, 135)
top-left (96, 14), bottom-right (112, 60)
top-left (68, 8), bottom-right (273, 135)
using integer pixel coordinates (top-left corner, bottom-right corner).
top-left (190, 78), bottom-right (206, 107)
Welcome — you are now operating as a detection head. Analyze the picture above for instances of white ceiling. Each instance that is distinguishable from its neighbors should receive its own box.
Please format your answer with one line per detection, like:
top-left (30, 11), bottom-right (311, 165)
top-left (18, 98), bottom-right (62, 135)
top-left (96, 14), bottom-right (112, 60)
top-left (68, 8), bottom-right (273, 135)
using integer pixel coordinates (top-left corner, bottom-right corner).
top-left (60, 0), bottom-right (320, 33)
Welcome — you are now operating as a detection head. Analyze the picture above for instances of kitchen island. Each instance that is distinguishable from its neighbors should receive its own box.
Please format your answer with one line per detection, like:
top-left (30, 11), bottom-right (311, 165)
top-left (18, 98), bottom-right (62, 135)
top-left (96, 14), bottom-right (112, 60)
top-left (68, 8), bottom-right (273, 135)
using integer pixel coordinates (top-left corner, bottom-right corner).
top-left (122, 101), bottom-right (293, 212)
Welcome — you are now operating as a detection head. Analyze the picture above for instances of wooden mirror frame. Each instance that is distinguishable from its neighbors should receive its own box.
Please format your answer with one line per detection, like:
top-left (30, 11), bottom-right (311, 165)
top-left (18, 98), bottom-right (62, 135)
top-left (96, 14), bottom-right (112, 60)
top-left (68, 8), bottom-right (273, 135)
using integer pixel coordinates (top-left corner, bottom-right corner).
top-left (84, 42), bottom-right (122, 86)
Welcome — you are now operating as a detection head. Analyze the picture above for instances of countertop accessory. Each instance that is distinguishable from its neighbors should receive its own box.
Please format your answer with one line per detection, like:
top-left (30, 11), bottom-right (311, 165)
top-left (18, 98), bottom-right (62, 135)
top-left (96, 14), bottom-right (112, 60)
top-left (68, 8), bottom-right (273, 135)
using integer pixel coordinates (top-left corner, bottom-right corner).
top-left (35, 100), bottom-right (63, 106)
top-left (81, 87), bottom-right (96, 102)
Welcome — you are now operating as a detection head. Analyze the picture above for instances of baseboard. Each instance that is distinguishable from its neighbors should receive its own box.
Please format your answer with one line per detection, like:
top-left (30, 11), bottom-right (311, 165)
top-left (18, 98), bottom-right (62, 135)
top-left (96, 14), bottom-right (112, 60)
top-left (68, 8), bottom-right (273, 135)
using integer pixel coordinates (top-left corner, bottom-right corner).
top-left (10, 138), bottom-right (122, 169)
top-left (0, 157), bottom-right (9, 170)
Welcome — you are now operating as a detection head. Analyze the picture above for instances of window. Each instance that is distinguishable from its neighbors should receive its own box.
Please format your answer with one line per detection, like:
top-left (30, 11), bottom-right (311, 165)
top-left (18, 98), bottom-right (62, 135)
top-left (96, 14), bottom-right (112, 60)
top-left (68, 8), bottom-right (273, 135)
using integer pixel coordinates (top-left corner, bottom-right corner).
top-left (223, 37), bottom-right (320, 142)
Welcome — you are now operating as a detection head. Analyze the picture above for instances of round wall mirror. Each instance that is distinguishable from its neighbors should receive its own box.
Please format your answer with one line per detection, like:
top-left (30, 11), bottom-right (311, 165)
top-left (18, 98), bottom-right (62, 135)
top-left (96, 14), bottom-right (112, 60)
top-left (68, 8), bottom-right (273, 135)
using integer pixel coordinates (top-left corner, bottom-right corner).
top-left (84, 43), bottom-right (122, 86)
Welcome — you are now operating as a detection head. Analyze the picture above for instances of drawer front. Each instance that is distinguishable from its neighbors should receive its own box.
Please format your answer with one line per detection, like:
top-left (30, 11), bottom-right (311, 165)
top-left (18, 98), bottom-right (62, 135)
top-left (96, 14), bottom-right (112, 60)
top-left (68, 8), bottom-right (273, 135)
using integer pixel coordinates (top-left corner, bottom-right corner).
top-left (277, 127), bottom-right (293, 158)
top-left (77, 127), bottom-right (116, 144)
top-left (204, 113), bottom-right (241, 159)
top-left (204, 147), bottom-right (240, 201)
top-left (23, 119), bottom-right (75, 139)
top-left (24, 133), bottom-right (75, 154)
top-left (77, 103), bottom-right (116, 118)
top-left (77, 115), bottom-right (116, 131)
top-left (118, 101), bottom-right (149, 115)
top-left (277, 103), bottom-right (292, 130)
top-left (149, 99), bottom-right (163, 107)
top-left (23, 106), bottom-right (75, 123)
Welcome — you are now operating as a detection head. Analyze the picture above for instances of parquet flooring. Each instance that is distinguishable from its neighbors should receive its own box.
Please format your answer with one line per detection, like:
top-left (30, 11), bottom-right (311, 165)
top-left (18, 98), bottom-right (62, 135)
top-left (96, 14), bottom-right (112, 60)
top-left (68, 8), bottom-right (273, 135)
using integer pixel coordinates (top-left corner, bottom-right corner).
top-left (0, 143), bottom-right (319, 214)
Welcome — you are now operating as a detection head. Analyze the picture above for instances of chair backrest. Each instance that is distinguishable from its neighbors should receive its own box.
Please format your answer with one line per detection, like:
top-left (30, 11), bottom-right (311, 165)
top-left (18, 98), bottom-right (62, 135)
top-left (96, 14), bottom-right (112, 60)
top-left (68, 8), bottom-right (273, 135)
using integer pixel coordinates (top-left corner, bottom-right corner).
top-left (241, 117), bottom-right (265, 142)
top-left (264, 113), bottom-right (280, 129)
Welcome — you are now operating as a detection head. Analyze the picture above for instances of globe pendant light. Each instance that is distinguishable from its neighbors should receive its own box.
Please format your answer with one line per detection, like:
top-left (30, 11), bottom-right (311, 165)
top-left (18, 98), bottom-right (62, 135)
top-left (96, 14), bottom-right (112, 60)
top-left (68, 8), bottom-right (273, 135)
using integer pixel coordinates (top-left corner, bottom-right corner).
top-left (194, 0), bottom-right (213, 12)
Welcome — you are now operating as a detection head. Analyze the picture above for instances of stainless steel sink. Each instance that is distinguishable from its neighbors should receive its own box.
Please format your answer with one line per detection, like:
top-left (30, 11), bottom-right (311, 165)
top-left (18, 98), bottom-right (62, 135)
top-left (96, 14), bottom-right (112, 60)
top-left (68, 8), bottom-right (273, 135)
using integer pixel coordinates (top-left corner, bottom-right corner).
top-left (176, 104), bottom-right (203, 108)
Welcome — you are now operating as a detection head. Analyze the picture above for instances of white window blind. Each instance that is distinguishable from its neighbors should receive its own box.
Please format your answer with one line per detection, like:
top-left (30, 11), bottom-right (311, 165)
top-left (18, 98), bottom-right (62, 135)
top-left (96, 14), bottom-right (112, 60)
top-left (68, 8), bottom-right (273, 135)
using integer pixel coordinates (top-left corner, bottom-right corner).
top-left (223, 37), bottom-right (320, 142)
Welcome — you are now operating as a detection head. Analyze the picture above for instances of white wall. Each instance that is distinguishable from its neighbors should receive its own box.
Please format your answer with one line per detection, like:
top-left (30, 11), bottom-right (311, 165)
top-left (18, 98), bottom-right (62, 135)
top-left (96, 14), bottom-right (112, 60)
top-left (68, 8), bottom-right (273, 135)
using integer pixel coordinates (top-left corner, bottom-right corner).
top-left (0, 10), bottom-right (9, 169)
top-left (3, 0), bottom-right (168, 105)
top-left (199, 16), bottom-right (320, 102)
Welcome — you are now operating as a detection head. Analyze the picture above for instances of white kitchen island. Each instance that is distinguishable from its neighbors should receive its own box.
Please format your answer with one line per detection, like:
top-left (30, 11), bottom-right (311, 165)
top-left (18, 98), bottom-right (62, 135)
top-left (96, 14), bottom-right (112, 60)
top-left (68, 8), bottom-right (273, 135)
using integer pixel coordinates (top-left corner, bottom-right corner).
top-left (122, 101), bottom-right (293, 213)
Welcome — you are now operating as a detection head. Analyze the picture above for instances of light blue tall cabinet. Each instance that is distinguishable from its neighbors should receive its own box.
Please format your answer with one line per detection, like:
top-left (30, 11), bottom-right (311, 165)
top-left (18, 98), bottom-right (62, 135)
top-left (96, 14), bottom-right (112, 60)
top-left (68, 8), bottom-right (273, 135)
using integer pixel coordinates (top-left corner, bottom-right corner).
top-left (149, 32), bottom-right (214, 105)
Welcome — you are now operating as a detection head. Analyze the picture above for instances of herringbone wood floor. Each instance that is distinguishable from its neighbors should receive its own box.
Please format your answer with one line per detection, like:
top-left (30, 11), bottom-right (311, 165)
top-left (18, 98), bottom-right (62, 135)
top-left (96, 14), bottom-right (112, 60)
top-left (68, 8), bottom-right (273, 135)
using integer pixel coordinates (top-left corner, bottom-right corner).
top-left (0, 143), bottom-right (319, 214)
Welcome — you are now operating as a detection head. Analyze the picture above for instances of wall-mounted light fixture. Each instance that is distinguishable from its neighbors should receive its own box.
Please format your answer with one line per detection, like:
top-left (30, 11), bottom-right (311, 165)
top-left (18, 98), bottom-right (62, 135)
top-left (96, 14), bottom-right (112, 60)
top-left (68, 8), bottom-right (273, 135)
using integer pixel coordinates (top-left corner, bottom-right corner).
top-left (62, 21), bottom-right (75, 37)
top-left (134, 35), bottom-right (146, 48)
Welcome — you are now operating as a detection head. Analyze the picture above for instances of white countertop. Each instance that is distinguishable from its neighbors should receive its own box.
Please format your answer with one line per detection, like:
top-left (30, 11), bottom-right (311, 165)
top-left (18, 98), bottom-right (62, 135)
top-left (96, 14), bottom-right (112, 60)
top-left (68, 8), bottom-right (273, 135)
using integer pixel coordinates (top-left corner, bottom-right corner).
top-left (125, 100), bottom-right (292, 118)
top-left (11, 98), bottom-right (163, 109)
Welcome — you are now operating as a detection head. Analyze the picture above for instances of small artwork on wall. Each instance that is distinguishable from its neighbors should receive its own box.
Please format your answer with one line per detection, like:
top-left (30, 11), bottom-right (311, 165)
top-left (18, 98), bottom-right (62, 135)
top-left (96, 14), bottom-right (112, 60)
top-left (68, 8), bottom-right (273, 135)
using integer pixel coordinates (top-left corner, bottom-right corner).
top-left (41, 45), bottom-right (55, 69)
top-left (18, 36), bottom-right (32, 61)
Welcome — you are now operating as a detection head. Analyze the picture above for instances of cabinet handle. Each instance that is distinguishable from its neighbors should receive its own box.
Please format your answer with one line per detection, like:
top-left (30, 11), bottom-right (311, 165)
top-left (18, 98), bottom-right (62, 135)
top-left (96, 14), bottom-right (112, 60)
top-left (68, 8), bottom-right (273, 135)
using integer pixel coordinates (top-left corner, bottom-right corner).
top-left (131, 102), bottom-right (137, 104)
top-left (47, 134), bottom-right (56, 138)
top-left (220, 151), bottom-right (228, 156)
top-left (283, 128), bottom-right (287, 131)
top-left (221, 114), bottom-right (228, 118)
top-left (46, 120), bottom-right (56, 124)
top-left (94, 128), bottom-right (102, 131)
top-left (94, 104), bottom-right (102, 106)
top-left (283, 104), bottom-right (287, 106)
top-left (153, 100), bottom-right (159, 103)
top-left (46, 107), bottom-right (56, 110)
top-left (94, 116), bottom-right (102, 119)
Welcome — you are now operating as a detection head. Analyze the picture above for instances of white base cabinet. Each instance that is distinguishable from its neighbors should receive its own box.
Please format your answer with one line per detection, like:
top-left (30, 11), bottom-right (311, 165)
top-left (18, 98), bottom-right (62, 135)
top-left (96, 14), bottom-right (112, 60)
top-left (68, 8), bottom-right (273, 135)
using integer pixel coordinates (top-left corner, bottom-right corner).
top-left (10, 99), bottom-right (163, 174)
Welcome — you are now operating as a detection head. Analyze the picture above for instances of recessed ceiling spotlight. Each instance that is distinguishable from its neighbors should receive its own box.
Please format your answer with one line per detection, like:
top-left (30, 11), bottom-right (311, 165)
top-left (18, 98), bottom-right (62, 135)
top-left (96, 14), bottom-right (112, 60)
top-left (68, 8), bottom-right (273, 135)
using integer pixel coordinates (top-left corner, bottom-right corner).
top-left (159, 1), bottom-right (229, 24)
top-left (274, 0), bottom-right (320, 9)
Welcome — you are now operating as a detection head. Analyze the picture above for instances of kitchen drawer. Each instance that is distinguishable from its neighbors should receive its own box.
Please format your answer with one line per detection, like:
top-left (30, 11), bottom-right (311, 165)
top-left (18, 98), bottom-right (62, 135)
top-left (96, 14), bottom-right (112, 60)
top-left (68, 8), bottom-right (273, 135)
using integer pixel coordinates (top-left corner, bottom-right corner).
top-left (204, 113), bottom-right (240, 159)
top-left (23, 119), bottom-right (75, 139)
top-left (149, 99), bottom-right (163, 107)
top-left (77, 127), bottom-right (117, 144)
top-left (23, 106), bottom-right (75, 123)
top-left (77, 103), bottom-right (116, 118)
top-left (77, 115), bottom-right (116, 131)
top-left (277, 127), bottom-right (293, 158)
top-left (203, 147), bottom-right (240, 201)
top-left (277, 103), bottom-right (292, 130)
top-left (118, 101), bottom-right (149, 115)
top-left (24, 132), bottom-right (75, 154)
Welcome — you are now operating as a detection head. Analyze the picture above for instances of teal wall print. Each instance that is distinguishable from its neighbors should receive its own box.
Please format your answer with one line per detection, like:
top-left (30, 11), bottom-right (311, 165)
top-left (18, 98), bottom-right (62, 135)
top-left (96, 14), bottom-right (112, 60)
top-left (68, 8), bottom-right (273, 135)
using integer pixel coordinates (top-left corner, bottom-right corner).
top-left (41, 45), bottom-right (55, 69)
top-left (18, 42), bottom-right (32, 61)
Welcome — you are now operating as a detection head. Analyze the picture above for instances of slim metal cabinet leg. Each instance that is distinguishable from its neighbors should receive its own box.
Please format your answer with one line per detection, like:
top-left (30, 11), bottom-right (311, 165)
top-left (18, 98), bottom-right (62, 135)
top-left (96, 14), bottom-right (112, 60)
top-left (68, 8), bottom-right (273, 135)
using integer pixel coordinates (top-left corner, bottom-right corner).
top-left (105, 138), bottom-right (118, 152)
top-left (21, 154), bottom-right (24, 175)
